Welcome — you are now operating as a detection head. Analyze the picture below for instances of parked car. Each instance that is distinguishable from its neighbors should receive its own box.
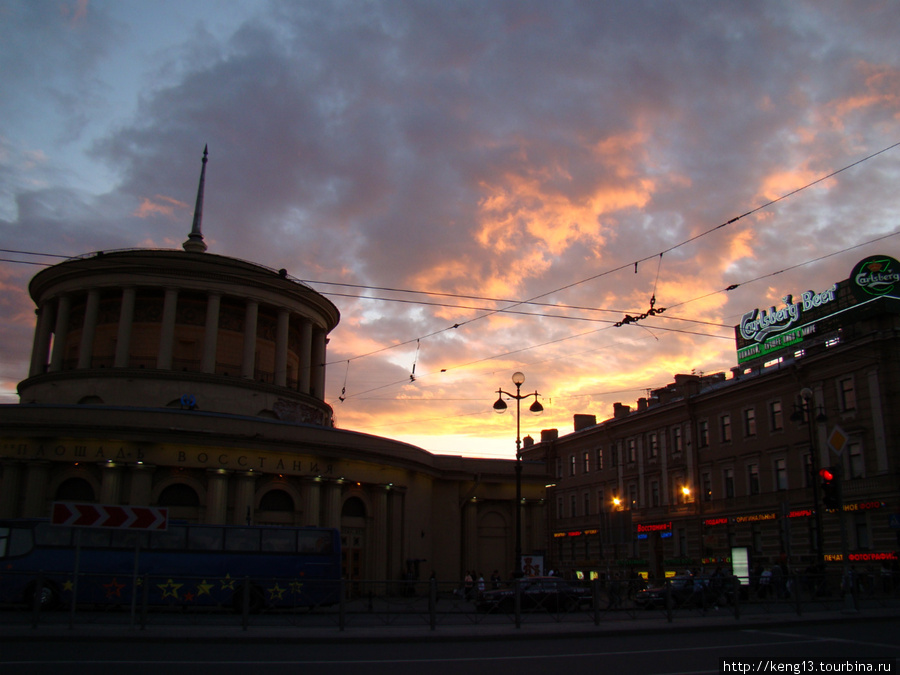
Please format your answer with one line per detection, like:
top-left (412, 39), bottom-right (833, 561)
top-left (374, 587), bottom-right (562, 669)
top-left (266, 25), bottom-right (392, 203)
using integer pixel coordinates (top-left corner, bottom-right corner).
top-left (634, 575), bottom-right (733, 610)
top-left (476, 576), bottom-right (592, 612)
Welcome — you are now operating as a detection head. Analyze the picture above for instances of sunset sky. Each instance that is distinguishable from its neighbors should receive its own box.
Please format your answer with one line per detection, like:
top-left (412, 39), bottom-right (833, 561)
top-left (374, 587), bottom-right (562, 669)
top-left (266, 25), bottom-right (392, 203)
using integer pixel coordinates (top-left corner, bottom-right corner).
top-left (2, 1), bottom-right (899, 459)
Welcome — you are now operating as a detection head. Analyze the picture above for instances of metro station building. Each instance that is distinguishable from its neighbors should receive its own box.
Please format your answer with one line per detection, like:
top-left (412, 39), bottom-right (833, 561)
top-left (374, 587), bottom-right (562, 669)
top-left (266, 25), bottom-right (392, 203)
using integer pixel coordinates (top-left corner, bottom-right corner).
top-left (527, 254), bottom-right (900, 579)
top-left (0, 154), bottom-right (546, 586)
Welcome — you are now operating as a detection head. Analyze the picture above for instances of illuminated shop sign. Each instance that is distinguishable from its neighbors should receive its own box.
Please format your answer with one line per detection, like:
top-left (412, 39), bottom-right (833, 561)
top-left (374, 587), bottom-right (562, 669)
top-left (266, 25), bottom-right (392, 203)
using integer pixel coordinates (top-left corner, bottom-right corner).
top-left (824, 552), bottom-right (898, 562)
top-left (553, 528), bottom-right (600, 538)
top-left (704, 517), bottom-right (728, 527)
top-left (841, 501), bottom-right (885, 512)
top-left (788, 509), bottom-right (814, 518)
top-left (636, 522), bottom-right (672, 533)
top-left (734, 512), bottom-right (777, 523)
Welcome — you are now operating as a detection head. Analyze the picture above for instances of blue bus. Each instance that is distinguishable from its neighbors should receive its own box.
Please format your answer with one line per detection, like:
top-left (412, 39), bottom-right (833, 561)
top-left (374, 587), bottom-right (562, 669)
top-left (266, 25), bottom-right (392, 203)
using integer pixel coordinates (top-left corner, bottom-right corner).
top-left (0, 520), bottom-right (341, 612)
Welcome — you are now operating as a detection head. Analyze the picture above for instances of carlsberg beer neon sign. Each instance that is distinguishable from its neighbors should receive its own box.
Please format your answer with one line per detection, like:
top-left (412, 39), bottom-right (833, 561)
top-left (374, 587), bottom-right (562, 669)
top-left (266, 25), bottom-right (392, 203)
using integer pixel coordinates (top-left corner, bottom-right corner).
top-left (739, 285), bottom-right (838, 343)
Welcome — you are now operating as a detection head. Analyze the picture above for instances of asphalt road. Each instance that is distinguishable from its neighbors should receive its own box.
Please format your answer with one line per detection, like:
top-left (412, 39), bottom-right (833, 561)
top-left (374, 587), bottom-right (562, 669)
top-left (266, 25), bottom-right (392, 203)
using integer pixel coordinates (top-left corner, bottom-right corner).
top-left (2, 618), bottom-right (898, 675)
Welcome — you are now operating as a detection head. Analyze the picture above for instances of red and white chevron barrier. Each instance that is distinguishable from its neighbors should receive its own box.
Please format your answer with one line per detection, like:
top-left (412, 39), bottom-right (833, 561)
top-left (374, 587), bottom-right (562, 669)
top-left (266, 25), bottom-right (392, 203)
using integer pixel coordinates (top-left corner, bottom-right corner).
top-left (52, 502), bottom-right (168, 530)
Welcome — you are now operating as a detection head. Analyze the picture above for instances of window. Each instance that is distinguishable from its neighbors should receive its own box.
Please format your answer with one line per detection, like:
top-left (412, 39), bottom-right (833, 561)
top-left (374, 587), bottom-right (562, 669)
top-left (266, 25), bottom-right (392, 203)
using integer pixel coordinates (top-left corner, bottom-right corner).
top-left (648, 432), bottom-right (659, 458)
top-left (769, 400), bottom-right (783, 431)
top-left (569, 455), bottom-right (576, 476)
top-left (672, 427), bottom-right (683, 454)
top-left (724, 468), bottom-right (735, 498)
top-left (698, 420), bottom-right (709, 448)
top-left (583, 492), bottom-right (591, 517)
top-left (597, 487), bottom-right (605, 513)
top-left (651, 480), bottom-right (660, 507)
top-left (596, 448), bottom-right (604, 470)
top-left (570, 494), bottom-right (577, 518)
top-left (748, 463), bottom-right (760, 495)
top-left (720, 414), bottom-right (732, 443)
top-left (626, 438), bottom-right (636, 463)
top-left (803, 453), bottom-right (813, 488)
top-left (775, 458), bottom-right (788, 490)
top-left (556, 497), bottom-right (563, 519)
top-left (854, 514), bottom-right (869, 550)
top-left (848, 441), bottom-right (864, 479)
top-left (743, 408), bottom-right (757, 437)
top-left (628, 484), bottom-right (638, 509)
top-left (582, 451), bottom-right (590, 473)
top-left (701, 472), bottom-right (712, 502)
top-left (839, 377), bottom-right (856, 411)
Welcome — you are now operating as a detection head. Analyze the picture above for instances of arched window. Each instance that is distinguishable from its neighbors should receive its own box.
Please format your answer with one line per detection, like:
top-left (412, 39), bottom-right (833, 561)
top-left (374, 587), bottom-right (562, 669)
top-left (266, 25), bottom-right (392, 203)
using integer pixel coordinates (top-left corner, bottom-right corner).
top-left (259, 489), bottom-right (294, 512)
top-left (341, 496), bottom-right (366, 518)
top-left (55, 477), bottom-right (95, 502)
top-left (157, 483), bottom-right (200, 507)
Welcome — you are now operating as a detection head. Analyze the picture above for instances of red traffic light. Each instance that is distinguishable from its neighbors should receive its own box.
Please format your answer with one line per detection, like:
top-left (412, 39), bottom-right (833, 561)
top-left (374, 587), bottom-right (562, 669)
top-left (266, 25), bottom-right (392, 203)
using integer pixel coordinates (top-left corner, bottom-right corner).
top-left (818, 468), bottom-right (834, 482)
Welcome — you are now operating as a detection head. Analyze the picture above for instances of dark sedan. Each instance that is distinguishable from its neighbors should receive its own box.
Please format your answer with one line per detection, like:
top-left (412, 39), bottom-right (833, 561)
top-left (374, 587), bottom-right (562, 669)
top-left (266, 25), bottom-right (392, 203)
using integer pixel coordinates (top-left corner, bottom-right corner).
top-left (476, 576), bottom-right (592, 612)
top-left (634, 575), bottom-right (732, 610)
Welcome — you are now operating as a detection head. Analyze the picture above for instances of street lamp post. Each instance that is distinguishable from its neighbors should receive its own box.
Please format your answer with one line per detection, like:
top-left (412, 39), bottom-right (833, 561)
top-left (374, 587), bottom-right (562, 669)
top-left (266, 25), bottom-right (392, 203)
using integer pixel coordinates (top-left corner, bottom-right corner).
top-left (793, 387), bottom-right (826, 567)
top-left (493, 371), bottom-right (543, 576)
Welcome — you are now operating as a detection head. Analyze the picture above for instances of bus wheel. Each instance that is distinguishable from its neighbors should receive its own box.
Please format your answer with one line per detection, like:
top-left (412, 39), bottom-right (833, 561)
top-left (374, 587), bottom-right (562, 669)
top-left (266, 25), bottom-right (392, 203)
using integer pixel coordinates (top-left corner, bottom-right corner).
top-left (233, 584), bottom-right (265, 614)
top-left (25, 580), bottom-right (60, 611)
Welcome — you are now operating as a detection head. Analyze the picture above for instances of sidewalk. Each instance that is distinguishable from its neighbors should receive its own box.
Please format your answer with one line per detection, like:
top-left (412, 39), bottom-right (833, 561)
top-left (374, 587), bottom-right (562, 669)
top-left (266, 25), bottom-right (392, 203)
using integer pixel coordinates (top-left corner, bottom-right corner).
top-left (2, 604), bottom-right (894, 644)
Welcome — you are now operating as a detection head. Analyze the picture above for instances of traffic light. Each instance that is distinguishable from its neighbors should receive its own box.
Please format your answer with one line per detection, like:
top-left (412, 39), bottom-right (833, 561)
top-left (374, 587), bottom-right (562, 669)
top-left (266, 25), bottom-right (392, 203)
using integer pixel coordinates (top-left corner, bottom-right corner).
top-left (819, 466), bottom-right (841, 510)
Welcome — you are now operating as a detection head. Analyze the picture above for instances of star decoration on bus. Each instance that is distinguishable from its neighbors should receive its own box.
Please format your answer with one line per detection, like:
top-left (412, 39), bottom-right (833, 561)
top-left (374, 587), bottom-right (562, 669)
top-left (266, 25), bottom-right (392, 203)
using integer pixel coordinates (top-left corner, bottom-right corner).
top-left (196, 580), bottom-right (214, 596)
top-left (289, 580), bottom-right (304, 595)
top-left (220, 574), bottom-right (235, 590)
top-left (158, 578), bottom-right (183, 599)
top-left (103, 578), bottom-right (125, 599)
top-left (268, 583), bottom-right (286, 600)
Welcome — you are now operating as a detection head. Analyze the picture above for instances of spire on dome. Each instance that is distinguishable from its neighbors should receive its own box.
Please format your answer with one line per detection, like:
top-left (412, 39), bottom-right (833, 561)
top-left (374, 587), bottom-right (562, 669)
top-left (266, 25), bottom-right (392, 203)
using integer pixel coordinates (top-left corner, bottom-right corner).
top-left (183, 145), bottom-right (209, 253)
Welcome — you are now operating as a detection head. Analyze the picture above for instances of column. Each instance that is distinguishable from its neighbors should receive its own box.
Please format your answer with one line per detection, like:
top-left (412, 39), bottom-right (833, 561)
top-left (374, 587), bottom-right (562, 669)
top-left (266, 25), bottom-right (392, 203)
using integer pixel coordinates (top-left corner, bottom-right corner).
top-left (77, 289), bottom-right (101, 369)
top-left (156, 287), bottom-right (179, 369)
top-left (99, 462), bottom-right (124, 503)
top-left (48, 295), bottom-right (71, 372)
top-left (128, 463), bottom-right (155, 506)
top-left (114, 287), bottom-right (136, 368)
top-left (371, 488), bottom-right (388, 582)
top-left (232, 471), bottom-right (257, 525)
top-left (311, 329), bottom-right (327, 399)
top-left (0, 461), bottom-right (23, 518)
top-left (463, 499), bottom-right (478, 572)
top-left (321, 481), bottom-right (342, 529)
top-left (23, 461), bottom-right (50, 517)
top-left (303, 480), bottom-right (321, 526)
top-left (241, 300), bottom-right (258, 379)
top-left (298, 320), bottom-right (312, 394)
top-left (201, 293), bottom-right (221, 373)
top-left (29, 304), bottom-right (54, 377)
top-left (274, 308), bottom-right (290, 387)
top-left (205, 469), bottom-right (230, 524)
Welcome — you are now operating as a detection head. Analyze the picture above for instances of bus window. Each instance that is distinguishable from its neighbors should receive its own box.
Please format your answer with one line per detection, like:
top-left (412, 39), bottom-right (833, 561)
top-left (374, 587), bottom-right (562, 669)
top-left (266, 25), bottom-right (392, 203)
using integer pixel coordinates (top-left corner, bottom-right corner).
top-left (34, 522), bottom-right (71, 547)
top-left (110, 530), bottom-right (148, 549)
top-left (150, 526), bottom-right (187, 550)
top-left (3, 526), bottom-right (36, 557)
top-left (224, 528), bottom-right (259, 552)
top-left (80, 529), bottom-right (112, 548)
top-left (299, 530), bottom-right (332, 554)
top-left (188, 527), bottom-right (223, 551)
top-left (261, 529), bottom-right (295, 552)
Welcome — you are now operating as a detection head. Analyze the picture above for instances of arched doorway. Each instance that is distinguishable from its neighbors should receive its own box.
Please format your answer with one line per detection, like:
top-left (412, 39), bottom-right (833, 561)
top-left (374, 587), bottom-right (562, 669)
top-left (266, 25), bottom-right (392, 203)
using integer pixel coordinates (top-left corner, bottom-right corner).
top-left (257, 488), bottom-right (296, 525)
top-left (157, 482), bottom-right (201, 523)
top-left (54, 477), bottom-right (96, 502)
top-left (341, 496), bottom-right (367, 591)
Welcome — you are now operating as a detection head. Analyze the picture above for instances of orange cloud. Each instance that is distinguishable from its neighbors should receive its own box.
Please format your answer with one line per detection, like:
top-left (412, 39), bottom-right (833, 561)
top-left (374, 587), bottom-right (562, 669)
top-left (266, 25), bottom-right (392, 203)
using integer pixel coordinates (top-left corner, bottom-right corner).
top-left (133, 195), bottom-right (190, 219)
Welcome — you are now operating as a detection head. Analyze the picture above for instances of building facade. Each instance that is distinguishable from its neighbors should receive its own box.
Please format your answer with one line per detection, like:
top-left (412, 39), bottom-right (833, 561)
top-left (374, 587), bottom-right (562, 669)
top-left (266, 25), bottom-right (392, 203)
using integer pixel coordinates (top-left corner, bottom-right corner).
top-left (0, 152), bottom-right (546, 586)
top-left (527, 254), bottom-right (900, 580)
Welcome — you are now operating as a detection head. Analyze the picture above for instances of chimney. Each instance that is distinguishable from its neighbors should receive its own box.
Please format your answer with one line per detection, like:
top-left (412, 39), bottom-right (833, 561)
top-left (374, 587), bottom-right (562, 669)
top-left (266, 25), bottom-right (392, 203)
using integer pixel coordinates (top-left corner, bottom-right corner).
top-left (540, 428), bottom-right (559, 442)
top-left (613, 402), bottom-right (631, 419)
top-left (573, 414), bottom-right (597, 431)
top-left (523, 435), bottom-right (534, 448)
top-left (637, 397), bottom-right (649, 412)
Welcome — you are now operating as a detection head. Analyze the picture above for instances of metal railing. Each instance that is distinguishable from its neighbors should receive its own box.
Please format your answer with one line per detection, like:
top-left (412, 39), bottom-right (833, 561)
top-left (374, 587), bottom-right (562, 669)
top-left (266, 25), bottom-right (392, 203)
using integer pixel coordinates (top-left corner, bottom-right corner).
top-left (3, 571), bottom-right (898, 632)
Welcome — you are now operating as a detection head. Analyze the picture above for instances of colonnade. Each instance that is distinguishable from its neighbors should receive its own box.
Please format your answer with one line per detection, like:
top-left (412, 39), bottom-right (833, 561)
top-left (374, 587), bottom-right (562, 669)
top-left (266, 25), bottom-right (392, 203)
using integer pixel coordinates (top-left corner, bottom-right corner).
top-left (28, 287), bottom-right (328, 399)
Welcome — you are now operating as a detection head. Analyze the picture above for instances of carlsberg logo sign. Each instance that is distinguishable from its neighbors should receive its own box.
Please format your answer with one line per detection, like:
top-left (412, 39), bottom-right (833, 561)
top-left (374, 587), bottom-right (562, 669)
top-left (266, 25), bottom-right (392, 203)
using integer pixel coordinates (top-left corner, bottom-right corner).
top-left (739, 286), bottom-right (838, 343)
top-left (851, 255), bottom-right (900, 300)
